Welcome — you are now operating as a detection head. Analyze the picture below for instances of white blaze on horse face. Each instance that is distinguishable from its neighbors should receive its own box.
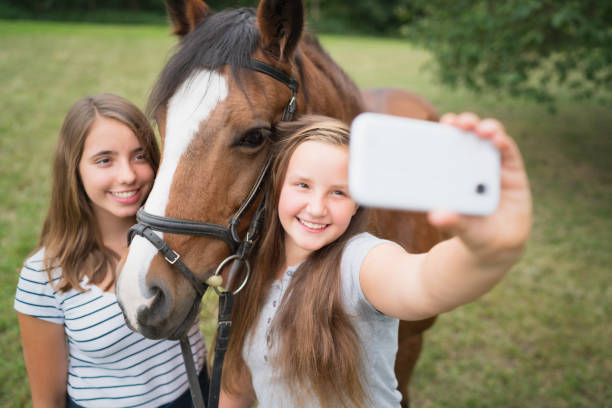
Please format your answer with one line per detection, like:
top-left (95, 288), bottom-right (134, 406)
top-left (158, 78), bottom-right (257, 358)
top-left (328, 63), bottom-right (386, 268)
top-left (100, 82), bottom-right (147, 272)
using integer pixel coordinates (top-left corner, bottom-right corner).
top-left (146, 70), bottom-right (229, 216)
top-left (117, 70), bottom-right (228, 328)
top-left (119, 235), bottom-right (158, 326)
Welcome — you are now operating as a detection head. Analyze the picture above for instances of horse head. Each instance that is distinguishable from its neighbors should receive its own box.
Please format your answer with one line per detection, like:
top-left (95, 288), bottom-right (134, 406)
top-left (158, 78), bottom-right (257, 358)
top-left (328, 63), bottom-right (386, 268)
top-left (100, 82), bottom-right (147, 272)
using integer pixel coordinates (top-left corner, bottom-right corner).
top-left (116, 0), bottom-right (363, 339)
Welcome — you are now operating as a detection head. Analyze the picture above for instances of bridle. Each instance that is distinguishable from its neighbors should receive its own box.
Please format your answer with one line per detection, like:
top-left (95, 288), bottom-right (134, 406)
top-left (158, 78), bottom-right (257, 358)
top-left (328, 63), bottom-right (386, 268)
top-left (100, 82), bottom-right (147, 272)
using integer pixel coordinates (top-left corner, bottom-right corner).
top-left (127, 59), bottom-right (298, 297)
top-left (126, 59), bottom-right (299, 408)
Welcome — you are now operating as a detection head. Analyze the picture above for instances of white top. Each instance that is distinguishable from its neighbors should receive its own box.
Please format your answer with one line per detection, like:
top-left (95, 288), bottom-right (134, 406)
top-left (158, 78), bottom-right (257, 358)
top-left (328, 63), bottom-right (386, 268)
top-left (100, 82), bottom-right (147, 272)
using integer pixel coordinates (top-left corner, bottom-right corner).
top-left (244, 232), bottom-right (402, 407)
top-left (14, 248), bottom-right (206, 408)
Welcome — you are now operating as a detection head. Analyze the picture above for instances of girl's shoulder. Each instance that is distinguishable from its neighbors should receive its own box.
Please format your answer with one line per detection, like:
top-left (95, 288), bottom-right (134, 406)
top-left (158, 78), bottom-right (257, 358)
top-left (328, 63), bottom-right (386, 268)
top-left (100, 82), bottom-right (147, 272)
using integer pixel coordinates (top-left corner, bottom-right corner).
top-left (22, 247), bottom-right (61, 280)
top-left (23, 247), bottom-right (45, 267)
top-left (341, 232), bottom-right (393, 288)
top-left (346, 231), bottom-right (380, 245)
top-left (340, 232), bottom-right (399, 316)
top-left (15, 247), bottom-right (66, 323)
top-left (343, 232), bottom-right (397, 259)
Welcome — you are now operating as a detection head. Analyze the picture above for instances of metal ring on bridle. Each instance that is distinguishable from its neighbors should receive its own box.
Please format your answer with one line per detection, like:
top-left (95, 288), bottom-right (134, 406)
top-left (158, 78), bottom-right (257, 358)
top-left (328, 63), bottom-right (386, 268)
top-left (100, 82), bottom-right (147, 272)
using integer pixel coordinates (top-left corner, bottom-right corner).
top-left (212, 254), bottom-right (251, 295)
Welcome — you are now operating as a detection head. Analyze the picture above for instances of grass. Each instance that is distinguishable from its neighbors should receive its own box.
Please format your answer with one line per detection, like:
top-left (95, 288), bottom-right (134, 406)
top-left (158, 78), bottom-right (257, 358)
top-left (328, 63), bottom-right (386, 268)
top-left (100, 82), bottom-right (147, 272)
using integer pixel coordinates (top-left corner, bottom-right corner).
top-left (1, 20), bottom-right (611, 407)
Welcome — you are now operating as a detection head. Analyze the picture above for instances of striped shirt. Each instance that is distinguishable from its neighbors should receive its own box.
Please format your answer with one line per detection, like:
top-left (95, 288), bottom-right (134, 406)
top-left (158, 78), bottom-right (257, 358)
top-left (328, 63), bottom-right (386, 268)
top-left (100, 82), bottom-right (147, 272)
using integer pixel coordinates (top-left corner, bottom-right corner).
top-left (14, 248), bottom-right (206, 408)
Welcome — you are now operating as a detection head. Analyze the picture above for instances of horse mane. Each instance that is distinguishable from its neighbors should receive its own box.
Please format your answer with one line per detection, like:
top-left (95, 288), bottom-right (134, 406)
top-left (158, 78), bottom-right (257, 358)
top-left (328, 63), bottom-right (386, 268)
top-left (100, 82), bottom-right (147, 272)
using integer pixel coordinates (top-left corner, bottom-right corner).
top-left (147, 7), bottom-right (363, 119)
top-left (299, 34), bottom-right (364, 114)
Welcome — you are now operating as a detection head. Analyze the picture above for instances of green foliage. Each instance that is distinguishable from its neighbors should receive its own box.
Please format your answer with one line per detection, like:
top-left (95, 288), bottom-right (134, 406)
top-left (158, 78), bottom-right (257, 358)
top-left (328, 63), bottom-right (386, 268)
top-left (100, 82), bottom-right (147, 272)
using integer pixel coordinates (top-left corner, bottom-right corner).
top-left (3, 0), bottom-right (164, 13)
top-left (398, 0), bottom-right (612, 105)
top-left (0, 0), bottom-right (412, 34)
top-left (0, 0), bottom-right (168, 23)
top-left (314, 0), bottom-right (404, 34)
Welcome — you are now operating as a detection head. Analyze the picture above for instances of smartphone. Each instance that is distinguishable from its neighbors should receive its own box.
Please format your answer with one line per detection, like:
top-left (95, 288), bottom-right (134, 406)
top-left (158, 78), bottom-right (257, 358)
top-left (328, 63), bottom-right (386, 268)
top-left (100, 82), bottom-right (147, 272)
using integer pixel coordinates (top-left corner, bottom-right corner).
top-left (349, 112), bottom-right (501, 215)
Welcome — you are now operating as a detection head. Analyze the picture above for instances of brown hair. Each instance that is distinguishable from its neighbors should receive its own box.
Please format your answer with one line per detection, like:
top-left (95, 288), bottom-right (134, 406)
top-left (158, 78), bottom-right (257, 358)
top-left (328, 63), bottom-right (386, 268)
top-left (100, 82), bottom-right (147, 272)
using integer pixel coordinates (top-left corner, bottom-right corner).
top-left (224, 115), bottom-right (369, 406)
top-left (38, 94), bottom-right (160, 292)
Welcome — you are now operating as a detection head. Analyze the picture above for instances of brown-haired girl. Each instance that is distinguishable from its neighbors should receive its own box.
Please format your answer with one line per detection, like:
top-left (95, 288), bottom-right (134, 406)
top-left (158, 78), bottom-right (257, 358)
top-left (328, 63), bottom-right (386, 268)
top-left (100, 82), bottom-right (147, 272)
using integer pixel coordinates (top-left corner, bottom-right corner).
top-left (14, 94), bottom-right (208, 407)
top-left (220, 113), bottom-right (532, 407)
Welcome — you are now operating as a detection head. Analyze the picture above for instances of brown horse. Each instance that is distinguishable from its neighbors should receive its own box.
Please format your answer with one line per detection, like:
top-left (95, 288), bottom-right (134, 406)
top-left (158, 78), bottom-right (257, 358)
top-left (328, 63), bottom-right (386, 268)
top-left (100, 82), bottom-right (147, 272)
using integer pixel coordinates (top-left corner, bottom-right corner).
top-left (116, 0), bottom-right (443, 405)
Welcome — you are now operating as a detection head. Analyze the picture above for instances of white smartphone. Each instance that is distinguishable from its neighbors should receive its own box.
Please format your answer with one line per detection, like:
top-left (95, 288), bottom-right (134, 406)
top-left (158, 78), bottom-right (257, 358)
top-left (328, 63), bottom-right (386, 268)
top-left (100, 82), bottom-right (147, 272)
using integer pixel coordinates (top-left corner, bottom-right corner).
top-left (349, 112), bottom-right (501, 215)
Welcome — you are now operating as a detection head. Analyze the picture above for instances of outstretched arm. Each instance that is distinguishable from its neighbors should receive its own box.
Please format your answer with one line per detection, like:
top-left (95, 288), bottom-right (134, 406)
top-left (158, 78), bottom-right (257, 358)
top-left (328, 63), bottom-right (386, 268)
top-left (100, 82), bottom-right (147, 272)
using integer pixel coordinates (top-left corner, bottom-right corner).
top-left (360, 112), bottom-right (532, 320)
top-left (18, 313), bottom-right (68, 408)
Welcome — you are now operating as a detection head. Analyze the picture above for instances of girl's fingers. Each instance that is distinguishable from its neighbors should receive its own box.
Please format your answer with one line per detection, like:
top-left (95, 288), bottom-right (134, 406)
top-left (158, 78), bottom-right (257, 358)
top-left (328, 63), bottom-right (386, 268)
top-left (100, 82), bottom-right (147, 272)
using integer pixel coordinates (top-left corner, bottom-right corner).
top-left (498, 133), bottom-right (527, 173)
top-left (476, 118), bottom-right (504, 138)
top-left (441, 111), bottom-right (527, 182)
top-left (456, 112), bottom-right (480, 131)
top-left (443, 113), bottom-right (504, 136)
top-left (443, 113), bottom-right (521, 167)
top-left (440, 112), bottom-right (458, 125)
top-left (476, 118), bottom-right (514, 155)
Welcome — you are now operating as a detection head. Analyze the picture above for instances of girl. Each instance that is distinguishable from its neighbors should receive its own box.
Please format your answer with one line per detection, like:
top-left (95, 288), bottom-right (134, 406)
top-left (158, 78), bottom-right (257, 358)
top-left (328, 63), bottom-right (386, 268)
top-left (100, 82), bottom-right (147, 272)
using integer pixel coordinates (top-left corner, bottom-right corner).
top-left (14, 94), bottom-right (208, 408)
top-left (220, 113), bottom-right (532, 407)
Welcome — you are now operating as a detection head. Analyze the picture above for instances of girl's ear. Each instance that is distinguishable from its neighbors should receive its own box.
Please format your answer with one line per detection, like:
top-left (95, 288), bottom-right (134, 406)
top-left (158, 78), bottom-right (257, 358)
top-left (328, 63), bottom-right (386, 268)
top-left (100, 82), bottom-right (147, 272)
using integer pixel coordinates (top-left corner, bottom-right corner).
top-left (352, 203), bottom-right (359, 216)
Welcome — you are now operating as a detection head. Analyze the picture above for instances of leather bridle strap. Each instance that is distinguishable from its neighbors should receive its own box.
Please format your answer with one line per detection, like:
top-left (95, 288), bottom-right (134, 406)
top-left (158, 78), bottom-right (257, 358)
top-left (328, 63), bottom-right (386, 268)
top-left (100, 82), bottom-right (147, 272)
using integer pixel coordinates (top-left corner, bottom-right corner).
top-left (206, 291), bottom-right (233, 408)
top-left (134, 209), bottom-right (238, 253)
top-left (131, 156), bottom-right (271, 257)
top-left (228, 155), bottom-right (272, 243)
top-left (180, 335), bottom-right (206, 407)
top-left (245, 60), bottom-right (299, 93)
top-left (245, 59), bottom-right (298, 122)
top-left (128, 224), bottom-right (209, 296)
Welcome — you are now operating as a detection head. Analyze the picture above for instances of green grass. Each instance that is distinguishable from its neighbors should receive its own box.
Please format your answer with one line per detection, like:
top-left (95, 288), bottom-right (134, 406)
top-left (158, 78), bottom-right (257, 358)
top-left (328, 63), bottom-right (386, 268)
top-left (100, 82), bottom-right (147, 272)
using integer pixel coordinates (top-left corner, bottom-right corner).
top-left (1, 21), bottom-right (610, 407)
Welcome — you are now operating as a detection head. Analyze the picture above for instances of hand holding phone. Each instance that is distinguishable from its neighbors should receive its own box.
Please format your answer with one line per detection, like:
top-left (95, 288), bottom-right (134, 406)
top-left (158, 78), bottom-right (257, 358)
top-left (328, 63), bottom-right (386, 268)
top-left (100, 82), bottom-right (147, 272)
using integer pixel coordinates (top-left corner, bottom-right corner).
top-left (349, 113), bottom-right (501, 215)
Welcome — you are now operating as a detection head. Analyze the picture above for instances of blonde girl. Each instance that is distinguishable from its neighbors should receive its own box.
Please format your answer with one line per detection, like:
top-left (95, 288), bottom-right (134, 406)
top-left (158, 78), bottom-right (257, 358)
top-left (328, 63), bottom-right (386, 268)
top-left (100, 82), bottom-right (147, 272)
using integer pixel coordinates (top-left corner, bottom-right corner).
top-left (220, 113), bottom-right (532, 407)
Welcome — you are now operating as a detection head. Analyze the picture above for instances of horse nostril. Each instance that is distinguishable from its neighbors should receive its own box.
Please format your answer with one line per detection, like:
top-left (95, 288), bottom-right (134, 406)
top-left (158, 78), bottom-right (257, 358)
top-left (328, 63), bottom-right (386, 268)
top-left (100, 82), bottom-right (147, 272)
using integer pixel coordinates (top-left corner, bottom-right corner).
top-left (147, 284), bottom-right (161, 299)
top-left (136, 280), bottom-right (174, 330)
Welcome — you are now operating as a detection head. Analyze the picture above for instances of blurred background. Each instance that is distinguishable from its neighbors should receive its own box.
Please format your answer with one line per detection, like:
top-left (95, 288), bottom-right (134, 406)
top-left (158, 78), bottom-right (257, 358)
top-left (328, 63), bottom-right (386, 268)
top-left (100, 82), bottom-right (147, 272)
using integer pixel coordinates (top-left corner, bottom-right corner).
top-left (1, 1), bottom-right (610, 406)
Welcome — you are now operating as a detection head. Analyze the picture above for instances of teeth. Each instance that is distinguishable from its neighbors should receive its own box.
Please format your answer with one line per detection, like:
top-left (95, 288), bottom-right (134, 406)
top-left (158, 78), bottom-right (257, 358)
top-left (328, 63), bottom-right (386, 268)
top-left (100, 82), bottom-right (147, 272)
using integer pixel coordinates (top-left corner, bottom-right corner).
top-left (299, 219), bottom-right (326, 230)
top-left (112, 190), bottom-right (137, 198)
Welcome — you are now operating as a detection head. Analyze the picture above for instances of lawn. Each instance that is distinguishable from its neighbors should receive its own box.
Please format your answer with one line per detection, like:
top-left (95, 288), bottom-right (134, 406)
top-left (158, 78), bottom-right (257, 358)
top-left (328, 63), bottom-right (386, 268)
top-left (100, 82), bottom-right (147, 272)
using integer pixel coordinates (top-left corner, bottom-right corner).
top-left (1, 20), bottom-right (610, 407)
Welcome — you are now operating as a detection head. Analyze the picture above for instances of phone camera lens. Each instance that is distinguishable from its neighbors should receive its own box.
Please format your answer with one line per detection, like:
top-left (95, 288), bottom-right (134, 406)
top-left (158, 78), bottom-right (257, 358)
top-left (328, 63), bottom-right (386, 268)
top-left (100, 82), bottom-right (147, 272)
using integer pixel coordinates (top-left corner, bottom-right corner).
top-left (476, 184), bottom-right (487, 195)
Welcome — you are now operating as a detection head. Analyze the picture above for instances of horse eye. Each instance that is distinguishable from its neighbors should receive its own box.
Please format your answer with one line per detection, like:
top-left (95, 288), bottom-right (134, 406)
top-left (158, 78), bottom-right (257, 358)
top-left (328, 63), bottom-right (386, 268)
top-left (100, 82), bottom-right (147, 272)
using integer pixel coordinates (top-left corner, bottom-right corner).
top-left (239, 128), bottom-right (270, 148)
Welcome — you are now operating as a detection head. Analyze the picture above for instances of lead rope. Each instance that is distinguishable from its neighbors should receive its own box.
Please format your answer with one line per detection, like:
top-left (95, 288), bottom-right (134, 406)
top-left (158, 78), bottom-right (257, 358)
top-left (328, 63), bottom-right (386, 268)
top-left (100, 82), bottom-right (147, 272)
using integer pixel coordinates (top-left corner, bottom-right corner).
top-left (208, 203), bottom-right (265, 407)
top-left (207, 287), bottom-right (234, 407)
top-left (179, 288), bottom-right (235, 408)
top-left (180, 335), bottom-right (207, 407)
top-left (179, 202), bottom-right (266, 408)
top-left (177, 261), bottom-right (240, 408)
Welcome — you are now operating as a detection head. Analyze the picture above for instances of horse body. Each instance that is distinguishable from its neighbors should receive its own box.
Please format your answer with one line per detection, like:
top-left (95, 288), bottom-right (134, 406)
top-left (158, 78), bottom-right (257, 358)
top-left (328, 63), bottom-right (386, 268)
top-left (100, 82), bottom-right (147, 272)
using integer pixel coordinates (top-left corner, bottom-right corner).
top-left (116, 0), bottom-right (442, 405)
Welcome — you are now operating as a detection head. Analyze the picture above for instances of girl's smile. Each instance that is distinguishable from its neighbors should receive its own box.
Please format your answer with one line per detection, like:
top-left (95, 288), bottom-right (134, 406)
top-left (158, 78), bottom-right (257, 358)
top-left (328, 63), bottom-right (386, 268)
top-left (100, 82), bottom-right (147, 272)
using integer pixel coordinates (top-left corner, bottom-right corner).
top-left (297, 218), bottom-right (328, 231)
top-left (109, 189), bottom-right (142, 204)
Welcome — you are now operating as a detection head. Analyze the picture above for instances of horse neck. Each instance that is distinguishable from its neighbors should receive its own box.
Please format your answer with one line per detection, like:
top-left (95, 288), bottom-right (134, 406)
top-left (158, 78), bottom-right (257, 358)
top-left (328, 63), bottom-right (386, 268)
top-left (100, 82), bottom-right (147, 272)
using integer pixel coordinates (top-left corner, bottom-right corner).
top-left (297, 37), bottom-right (365, 123)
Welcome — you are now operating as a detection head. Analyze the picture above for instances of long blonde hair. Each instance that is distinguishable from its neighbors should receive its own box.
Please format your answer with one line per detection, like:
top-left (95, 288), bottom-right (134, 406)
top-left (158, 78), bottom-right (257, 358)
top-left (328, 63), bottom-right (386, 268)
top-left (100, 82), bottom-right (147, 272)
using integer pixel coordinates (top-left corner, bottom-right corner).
top-left (224, 115), bottom-right (369, 407)
top-left (38, 94), bottom-right (160, 292)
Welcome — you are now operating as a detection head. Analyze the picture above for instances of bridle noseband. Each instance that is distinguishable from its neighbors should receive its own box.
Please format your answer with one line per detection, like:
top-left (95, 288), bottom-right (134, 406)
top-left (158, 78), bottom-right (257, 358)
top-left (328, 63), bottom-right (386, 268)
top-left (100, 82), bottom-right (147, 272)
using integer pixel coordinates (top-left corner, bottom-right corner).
top-left (125, 59), bottom-right (299, 408)
top-left (127, 153), bottom-right (271, 297)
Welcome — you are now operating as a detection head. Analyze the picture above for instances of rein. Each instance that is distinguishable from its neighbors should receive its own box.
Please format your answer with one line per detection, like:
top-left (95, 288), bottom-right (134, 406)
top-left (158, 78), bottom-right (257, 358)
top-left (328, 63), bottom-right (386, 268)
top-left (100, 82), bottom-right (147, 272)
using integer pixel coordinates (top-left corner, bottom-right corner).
top-left (127, 59), bottom-right (298, 408)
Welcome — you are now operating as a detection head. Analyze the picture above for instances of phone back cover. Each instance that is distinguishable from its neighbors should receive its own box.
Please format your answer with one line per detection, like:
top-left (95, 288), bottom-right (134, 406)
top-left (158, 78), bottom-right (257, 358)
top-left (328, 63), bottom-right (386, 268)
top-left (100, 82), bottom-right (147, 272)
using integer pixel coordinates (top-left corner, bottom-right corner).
top-left (349, 113), bottom-right (500, 215)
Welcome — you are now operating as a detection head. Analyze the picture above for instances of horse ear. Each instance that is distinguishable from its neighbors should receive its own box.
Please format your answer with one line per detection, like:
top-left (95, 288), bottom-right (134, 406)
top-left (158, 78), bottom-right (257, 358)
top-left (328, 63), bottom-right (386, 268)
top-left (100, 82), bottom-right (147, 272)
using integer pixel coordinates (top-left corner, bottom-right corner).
top-left (165, 0), bottom-right (211, 37)
top-left (257, 0), bottom-right (304, 61)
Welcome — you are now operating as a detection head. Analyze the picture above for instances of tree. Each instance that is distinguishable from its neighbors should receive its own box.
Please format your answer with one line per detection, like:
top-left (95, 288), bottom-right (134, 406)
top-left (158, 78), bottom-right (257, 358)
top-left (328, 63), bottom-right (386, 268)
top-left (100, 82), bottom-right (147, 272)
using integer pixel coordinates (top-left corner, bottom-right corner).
top-left (397, 0), bottom-right (612, 104)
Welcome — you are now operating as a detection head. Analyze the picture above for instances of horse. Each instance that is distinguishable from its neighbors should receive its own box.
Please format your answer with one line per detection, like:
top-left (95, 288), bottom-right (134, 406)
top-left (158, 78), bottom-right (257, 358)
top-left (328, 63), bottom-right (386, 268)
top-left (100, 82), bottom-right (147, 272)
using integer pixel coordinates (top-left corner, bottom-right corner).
top-left (116, 0), bottom-right (443, 406)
